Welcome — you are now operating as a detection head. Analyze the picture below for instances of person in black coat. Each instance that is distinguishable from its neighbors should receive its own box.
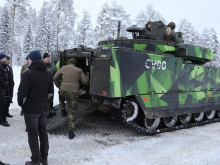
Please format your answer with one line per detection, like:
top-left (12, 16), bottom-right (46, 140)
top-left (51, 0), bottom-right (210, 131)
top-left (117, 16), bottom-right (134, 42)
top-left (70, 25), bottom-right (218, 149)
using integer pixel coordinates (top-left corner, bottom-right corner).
top-left (5, 56), bottom-right (14, 118)
top-left (0, 53), bottom-right (10, 127)
top-left (18, 50), bottom-right (54, 165)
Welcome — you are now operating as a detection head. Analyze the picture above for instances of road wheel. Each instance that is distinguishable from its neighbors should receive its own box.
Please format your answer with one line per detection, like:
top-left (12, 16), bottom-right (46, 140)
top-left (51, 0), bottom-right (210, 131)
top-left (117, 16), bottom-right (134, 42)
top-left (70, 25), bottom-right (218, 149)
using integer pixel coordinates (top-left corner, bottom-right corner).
top-left (193, 112), bottom-right (204, 122)
top-left (163, 116), bottom-right (178, 128)
top-left (144, 117), bottom-right (161, 131)
top-left (179, 113), bottom-right (192, 125)
top-left (205, 110), bottom-right (216, 120)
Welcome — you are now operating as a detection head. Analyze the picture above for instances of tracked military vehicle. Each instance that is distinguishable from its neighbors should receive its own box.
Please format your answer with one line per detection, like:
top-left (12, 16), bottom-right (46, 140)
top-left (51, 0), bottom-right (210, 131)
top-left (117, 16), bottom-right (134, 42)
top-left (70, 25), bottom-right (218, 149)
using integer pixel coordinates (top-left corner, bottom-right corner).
top-left (47, 21), bottom-right (220, 135)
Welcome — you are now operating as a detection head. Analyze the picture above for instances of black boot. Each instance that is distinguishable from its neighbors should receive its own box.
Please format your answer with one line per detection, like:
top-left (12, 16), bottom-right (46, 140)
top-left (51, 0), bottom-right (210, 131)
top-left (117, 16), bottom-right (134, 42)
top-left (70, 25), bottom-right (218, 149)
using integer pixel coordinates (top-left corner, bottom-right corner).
top-left (69, 131), bottom-right (75, 139)
top-left (40, 156), bottom-right (48, 165)
top-left (61, 109), bottom-right (67, 117)
top-left (25, 161), bottom-right (40, 165)
top-left (0, 161), bottom-right (10, 165)
top-left (0, 121), bottom-right (10, 127)
top-left (47, 109), bottom-right (56, 118)
top-left (6, 113), bottom-right (13, 118)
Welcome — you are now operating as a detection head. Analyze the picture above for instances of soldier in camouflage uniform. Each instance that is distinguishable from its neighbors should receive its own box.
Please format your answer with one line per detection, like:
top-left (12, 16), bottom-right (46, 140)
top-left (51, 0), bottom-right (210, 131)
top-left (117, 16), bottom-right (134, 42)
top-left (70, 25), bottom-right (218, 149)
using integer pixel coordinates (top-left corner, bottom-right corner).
top-left (20, 55), bottom-right (29, 78)
top-left (53, 58), bottom-right (88, 139)
top-left (164, 22), bottom-right (177, 42)
top-left (140, 21), bottom-right (152, 39)
top-left (43, 53), bottom-right (57, 118)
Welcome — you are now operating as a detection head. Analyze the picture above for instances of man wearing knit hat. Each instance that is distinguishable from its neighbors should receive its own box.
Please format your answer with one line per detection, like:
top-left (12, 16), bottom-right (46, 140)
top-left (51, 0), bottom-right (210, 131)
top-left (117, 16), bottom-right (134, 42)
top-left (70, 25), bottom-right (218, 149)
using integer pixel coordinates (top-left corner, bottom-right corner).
top-left (0, 53), bottom-right (11, 127)
top-left (18, 50), bottom-right (54, 165)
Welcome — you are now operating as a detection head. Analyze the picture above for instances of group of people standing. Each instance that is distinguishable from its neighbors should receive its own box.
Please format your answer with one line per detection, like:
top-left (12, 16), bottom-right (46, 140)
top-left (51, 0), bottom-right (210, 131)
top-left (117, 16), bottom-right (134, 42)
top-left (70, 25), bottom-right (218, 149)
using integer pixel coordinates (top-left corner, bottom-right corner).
top-left (1, 50), bottom-right (88, 165)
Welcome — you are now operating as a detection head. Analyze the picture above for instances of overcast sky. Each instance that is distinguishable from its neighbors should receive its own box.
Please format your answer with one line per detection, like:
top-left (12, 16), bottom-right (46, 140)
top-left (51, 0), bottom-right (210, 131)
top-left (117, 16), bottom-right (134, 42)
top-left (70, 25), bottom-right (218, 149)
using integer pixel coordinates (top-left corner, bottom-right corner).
top-left (1, 0), bottom-right (220, 40)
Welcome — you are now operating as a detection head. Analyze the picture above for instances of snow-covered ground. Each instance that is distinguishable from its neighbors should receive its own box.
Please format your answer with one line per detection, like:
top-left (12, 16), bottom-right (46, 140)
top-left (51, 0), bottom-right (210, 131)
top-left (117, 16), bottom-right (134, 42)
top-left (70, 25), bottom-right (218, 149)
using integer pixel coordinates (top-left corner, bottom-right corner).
top-left (1, 66), bottom-right (220, 165)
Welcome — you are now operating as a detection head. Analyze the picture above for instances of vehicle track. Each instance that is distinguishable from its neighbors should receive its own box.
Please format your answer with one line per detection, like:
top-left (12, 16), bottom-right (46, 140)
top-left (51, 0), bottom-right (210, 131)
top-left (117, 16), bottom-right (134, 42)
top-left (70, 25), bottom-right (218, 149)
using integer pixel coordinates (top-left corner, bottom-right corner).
top-left (47, 109), bottom-right (141, 138)
top-left (47, 105), bottom-right (220, 138)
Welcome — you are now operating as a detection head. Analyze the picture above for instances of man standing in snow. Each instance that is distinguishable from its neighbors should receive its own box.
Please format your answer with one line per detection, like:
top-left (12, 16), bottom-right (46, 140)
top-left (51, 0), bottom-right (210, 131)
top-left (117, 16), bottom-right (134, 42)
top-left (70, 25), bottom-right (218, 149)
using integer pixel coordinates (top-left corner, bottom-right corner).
top-left (43, 53), bottom-right (56, 118)
top-left (0, 53), bottom-right (10, 127)
top-left (20, 55), bottom-right (30, 116)
top-left (18, 50), bottom-right (54, 165)
top-left (5, 56), bottom-right (14, 118)
top-left (53, 58), bottom-right (88, 139)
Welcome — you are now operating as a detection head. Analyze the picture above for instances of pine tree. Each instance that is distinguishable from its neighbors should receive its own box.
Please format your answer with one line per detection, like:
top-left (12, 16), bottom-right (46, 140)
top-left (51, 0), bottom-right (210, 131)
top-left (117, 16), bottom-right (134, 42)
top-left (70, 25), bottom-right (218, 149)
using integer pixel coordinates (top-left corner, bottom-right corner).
top-left (23, 24), bottom-right (33, 55)
top-left (51, 0), bottom-right (77, 51)
top-left (35, 1), bottom-right (53, 54)
top-left (0, 6), bottom-right (11, 55)
top-left (95, 2), bottom-right (131, 42)
top-left (6, 0), bottom-right (30, 64)
top-left (76, 11), bottom-right (93, 47)
top-left (135, 4), bottom-right (166, 28)
top-left (14, 41), bottom-right (23, 65)
top-left (178, 19), bottom-right (198, 45)
top-left (210, 28), bottom-right (219, 54)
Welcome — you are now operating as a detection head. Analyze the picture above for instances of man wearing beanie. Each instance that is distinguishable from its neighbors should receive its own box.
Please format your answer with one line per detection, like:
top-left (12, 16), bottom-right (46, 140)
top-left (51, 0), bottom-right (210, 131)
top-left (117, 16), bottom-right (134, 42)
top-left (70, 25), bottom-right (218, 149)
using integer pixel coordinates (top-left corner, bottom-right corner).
top-left (43, 53), bottom-right (56, 118)
top-left (18, 50), bottom-right (54, 165)
top-left (0, 53), bottom-right (11, 127)
top-left (53, 58), bottom-right (88, 139)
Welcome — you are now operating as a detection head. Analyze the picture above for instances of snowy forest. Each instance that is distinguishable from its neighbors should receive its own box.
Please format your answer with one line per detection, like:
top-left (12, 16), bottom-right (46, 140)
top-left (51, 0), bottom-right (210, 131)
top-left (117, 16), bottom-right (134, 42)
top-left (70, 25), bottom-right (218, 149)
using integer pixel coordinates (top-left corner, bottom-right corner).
top-left (0, 0), bottom-right (219, 66)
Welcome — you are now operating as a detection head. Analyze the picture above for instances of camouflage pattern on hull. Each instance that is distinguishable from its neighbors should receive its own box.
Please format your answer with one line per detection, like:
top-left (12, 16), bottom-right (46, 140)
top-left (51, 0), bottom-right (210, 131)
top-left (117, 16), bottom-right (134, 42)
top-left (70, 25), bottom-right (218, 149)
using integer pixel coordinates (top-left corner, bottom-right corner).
top-left (90, 43), bottom-right (220, 118)
top-left (99, 39), bottom-right (214, 62)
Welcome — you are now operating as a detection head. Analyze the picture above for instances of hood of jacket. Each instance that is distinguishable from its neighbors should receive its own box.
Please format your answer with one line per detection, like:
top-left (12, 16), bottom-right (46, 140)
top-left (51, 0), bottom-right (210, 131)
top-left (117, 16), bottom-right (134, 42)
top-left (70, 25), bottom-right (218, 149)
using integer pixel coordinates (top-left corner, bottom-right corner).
top-left (29, 59), bottom-right (47, 71)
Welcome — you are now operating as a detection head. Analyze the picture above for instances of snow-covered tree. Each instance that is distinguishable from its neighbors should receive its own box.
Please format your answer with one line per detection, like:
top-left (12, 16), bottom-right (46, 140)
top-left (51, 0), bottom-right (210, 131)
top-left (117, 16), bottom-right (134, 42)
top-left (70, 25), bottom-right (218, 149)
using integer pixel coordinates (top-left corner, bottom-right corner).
top-left (23, 24), bottom-right (33, 55)
top-left (14, 41), bottom-right (23, 65)
top-left (26, 6), bottom-right (38, 38)
top-left (177, 19), bottom-right (199, 45)
top-left (51, 0), bottom-right (77, 51)
top-left (135, 4), bottom-right (166, 28)
top-left (210, 28), bottom-right (219, 54)
top-left (0, 6), bottom-right (11, 55)
top-left (95, 1), bottom-right (131, 42)
top-left (6, 0), bottom-right (30, 64)
top-left (35, 2), bottom-right (55, 54)
top-left (76, 11), bottom-right (93, 47)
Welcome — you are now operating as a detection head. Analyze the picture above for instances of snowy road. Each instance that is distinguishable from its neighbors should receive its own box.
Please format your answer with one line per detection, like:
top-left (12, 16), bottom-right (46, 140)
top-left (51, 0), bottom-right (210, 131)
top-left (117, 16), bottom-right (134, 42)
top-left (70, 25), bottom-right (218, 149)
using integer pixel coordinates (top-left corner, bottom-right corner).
top-left (1, 108), bottom-right (220, 165)
top-left (0, 66), bottom-right (220, 165)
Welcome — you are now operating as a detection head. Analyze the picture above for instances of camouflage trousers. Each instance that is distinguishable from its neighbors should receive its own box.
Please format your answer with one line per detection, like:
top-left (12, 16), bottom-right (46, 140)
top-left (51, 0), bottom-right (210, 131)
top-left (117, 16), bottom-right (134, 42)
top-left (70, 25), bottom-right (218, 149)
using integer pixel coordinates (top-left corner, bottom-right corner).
top-left (59, 90), bottom-right (78, 131)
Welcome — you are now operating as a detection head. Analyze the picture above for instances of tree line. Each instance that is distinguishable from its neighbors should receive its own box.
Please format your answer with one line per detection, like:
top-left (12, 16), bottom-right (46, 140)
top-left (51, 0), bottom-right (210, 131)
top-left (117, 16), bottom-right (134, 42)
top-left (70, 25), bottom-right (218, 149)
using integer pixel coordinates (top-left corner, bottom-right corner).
top-left (0, 0), bottom-right (219, 65)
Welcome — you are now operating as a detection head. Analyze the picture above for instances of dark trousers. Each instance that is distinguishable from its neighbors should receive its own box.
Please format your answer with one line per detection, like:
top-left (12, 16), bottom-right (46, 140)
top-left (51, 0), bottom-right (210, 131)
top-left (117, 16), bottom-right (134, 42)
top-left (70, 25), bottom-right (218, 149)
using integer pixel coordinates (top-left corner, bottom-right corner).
top-left (0, 104), bottom-right (7, 122)
top-left (6, 103), bottom-right (10, 115)
top-left (24, 111), bottom-right (49, 163)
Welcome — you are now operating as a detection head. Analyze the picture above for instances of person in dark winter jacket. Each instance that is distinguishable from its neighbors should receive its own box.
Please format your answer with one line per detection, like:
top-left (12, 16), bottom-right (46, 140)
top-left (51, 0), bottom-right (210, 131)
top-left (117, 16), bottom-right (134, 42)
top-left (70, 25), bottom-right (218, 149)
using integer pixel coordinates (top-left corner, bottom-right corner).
top-left (5, 56), bottom-right (14, 118)
top-left (0, 53), bottom-right (10, 127)
top-left (18, 50), bottom-right (54, 165)
top-left (43, 53), bottom-right (56, 118)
